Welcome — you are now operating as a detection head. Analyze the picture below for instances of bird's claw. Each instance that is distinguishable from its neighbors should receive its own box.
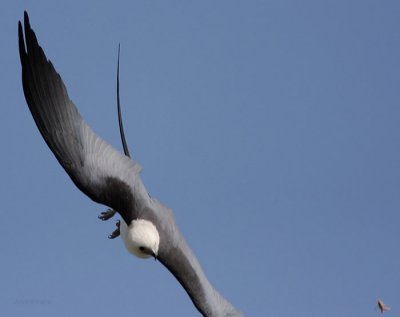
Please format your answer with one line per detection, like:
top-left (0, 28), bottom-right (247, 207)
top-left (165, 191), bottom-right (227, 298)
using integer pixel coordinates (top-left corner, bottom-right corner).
top-left (108, 220), bottom-right (120, 239)
top-left (98, 208), bottom-right (117, 221)
top-left (99, 210), bottom-right (120, 239)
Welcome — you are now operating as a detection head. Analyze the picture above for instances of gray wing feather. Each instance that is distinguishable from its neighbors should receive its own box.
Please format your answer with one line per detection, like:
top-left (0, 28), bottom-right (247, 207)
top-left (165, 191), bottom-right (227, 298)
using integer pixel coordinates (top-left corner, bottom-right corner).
top-left (18, 12), bottom-right (141, 223)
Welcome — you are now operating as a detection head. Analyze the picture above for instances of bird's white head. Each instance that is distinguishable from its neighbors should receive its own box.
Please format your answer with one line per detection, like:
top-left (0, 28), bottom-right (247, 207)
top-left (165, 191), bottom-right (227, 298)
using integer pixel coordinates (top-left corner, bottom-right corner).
top-left (120, 219), bottom-right (160, 259)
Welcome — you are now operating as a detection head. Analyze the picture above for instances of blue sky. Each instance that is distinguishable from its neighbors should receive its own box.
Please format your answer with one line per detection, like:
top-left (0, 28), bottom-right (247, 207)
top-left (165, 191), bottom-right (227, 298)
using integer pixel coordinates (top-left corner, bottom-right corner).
top-left (1, 1), bottom-right (399, 316)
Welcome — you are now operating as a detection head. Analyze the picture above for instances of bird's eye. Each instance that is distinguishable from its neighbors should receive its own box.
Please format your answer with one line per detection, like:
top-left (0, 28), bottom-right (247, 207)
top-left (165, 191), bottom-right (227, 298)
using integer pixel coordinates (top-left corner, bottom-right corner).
top-left (139, 246), bottom-right (145, 252)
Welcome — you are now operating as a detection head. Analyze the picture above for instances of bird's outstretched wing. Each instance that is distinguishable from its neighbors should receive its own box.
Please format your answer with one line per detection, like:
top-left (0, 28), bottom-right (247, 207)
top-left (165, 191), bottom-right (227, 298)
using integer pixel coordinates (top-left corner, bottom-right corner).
top-left (18, 12), bottom-right (141, 224)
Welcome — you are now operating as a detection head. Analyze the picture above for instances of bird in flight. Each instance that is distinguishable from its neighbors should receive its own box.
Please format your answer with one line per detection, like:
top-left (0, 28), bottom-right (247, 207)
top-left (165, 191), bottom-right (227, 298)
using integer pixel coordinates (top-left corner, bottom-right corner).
top-left (18, 11), bottom-right (243, 317)
top-left (377, 299), bottom-right (390, 314)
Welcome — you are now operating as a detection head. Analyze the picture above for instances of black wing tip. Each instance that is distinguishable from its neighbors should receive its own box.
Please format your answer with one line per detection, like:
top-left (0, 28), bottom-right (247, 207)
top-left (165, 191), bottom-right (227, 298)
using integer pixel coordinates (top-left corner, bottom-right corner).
top-left (23, 11), bottom-right (31, 37)
top-left (18, 13), bottom-right (29, 65)
top-left (19, 11), bottom-right (32, 55)
top-left (24, 11), bottom-right (29, 23)
top-left (19, 11), bottom-right (51, 66)
top-left (21, 11), bottom-right (42, 53)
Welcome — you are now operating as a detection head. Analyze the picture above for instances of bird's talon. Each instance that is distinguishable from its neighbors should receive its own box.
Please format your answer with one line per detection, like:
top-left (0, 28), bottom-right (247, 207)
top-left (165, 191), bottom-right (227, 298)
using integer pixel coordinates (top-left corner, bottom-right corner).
top-left (98, 209), bottom-right (117, 221)
top-left (108, 226), bottom-right (120, 239)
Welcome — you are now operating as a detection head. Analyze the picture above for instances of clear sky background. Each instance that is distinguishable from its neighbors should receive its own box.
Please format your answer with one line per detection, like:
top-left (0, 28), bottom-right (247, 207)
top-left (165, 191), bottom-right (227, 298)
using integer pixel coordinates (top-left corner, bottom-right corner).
top-left (1, 1), bottom-right (399, 316)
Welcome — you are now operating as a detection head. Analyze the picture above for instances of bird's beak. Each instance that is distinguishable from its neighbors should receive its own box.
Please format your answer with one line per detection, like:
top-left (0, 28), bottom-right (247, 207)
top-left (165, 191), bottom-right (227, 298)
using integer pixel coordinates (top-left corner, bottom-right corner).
top-left (150, 250), bottom-right (157, 261)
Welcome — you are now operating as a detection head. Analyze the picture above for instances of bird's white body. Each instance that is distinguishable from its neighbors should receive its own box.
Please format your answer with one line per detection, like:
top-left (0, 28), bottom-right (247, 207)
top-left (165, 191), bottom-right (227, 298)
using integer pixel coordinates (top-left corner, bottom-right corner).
top-left (120, 218), bottom-right (160, 259)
